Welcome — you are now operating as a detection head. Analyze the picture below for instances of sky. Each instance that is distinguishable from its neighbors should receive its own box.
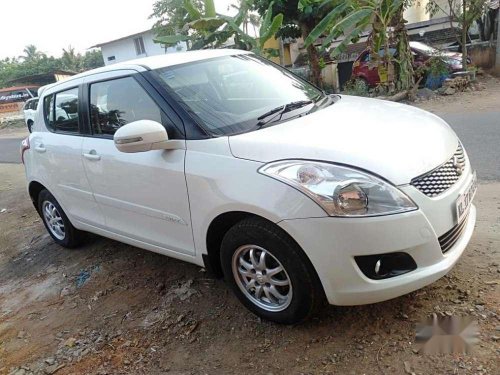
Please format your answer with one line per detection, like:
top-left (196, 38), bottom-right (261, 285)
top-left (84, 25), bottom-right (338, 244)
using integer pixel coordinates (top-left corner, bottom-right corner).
top-left (0, 0), bottom-right (235, 59)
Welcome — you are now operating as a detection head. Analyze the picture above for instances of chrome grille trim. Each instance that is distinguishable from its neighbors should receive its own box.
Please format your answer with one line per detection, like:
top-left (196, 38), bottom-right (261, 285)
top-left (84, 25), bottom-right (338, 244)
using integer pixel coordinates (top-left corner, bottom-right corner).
top-left (438, 212), bottom-right (469, 254)
top-left (411, 143), bottom-right (466, 197)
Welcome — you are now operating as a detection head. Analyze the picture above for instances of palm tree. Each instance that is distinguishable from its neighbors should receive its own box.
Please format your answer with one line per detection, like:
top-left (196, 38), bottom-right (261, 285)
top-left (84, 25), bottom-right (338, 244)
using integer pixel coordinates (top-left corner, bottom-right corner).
top-left (20, 45), bottom-right (44, 61)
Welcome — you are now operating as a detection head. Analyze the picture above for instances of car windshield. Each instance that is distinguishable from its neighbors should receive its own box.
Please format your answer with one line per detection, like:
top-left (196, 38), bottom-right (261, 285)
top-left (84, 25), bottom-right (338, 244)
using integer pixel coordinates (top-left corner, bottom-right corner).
top-left (154, 54), bottom-right (324, 136)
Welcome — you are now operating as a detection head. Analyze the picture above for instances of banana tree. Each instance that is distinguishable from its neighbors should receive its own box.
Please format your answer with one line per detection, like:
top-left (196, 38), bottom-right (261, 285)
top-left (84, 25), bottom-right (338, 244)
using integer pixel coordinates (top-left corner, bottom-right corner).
top-left (154, 0), bottom-right (283, 55)
top-left (304, 0), bottom-right (415, 92)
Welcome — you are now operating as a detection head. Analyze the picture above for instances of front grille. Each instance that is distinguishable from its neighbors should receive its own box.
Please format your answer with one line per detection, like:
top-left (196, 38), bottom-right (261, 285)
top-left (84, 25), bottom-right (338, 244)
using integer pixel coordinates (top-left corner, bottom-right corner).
top-left (438, 212), bottom-right (469, 254)
top-left (411, 144), bottom-right (466, 197)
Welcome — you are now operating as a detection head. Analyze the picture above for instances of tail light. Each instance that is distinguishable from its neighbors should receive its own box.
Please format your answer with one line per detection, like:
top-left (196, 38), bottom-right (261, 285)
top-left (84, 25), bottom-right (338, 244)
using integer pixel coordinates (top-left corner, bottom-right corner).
top-left (21, 137), bottom-right (30, 164)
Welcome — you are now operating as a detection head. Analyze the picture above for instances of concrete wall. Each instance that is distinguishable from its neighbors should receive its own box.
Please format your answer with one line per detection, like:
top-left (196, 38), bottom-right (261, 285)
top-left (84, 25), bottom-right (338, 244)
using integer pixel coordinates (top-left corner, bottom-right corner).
top-left (405, 1), bottom-right (429, 24)
top-left (404, 0), bottom-right (450, 23)
top-left (321, 62), bottom-right (339, 90)
top-left (100, 30), bottom-right (187, 65)
top-left (469, 42), bottom-right (497, 68)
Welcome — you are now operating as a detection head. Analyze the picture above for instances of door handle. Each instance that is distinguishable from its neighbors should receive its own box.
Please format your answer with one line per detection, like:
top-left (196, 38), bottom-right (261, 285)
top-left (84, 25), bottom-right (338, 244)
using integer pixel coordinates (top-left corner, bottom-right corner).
top-left (83, 150), bottom-right (101, 161)
top-left (34, 145), bottom-right (46, 153)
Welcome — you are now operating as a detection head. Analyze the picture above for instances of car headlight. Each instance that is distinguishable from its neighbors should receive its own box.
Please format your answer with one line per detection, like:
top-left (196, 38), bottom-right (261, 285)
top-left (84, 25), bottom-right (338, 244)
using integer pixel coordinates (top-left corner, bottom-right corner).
top-left (259, 160), bottom-right (418, 217)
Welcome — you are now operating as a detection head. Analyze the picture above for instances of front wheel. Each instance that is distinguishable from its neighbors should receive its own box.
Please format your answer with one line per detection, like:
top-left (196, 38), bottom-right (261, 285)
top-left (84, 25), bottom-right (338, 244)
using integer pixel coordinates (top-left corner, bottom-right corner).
top-left (220, 218), bottom-right (324, 324)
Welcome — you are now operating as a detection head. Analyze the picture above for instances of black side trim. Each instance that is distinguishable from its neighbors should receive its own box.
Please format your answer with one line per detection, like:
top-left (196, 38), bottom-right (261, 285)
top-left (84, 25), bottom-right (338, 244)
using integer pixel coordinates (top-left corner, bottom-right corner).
top-left (439, 212), bottom-right (469, 254)
top-left (141, 70), bottom-right (211, 140)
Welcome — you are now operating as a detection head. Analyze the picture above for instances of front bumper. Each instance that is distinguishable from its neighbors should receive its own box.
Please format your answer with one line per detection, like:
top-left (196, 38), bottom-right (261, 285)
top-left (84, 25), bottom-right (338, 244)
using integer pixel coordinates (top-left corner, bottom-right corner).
top-left (278, 168), bottom-right (477, 306)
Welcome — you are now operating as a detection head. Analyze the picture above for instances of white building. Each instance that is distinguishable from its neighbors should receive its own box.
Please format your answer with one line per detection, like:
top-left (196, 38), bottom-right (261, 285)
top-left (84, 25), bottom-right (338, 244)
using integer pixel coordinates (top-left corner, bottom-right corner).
top-left (92, 29), bottom-right (187, 66)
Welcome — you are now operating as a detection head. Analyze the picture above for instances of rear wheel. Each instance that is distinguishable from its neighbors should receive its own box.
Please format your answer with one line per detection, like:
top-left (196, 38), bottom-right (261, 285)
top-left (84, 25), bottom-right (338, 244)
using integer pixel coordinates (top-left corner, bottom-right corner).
top-left (220, 217), bottom-right (324, 324)
top-left (38, 189), bottom-right (83, 248)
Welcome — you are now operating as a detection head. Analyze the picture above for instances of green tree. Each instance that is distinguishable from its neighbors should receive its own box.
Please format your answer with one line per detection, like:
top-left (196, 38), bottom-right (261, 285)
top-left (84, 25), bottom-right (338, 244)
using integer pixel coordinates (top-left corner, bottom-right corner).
top-left (0, 46), bottom-right (104, 88)
top-left (150, 0), bottom-right (204, 41)
top-left (253, 0), bottom-right (340, 86)
top-left (152, 0), bottom-right (283, 55)
top-left (61, 46), bottom-right (81, 71)
top-left (81, 50), bottom-right (105, 71)
top-left (19, 45), bottom-right (45, 61)
top-left (305, 0), bottom-right (415, 92)
top-left (427, 0), bottom-right (486, 70)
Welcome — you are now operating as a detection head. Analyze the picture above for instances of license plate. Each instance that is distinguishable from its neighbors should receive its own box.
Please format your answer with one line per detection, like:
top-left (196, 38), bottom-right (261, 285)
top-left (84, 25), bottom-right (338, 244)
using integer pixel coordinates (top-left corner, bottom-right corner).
top-left (456, 171), bottom-right (477, 223)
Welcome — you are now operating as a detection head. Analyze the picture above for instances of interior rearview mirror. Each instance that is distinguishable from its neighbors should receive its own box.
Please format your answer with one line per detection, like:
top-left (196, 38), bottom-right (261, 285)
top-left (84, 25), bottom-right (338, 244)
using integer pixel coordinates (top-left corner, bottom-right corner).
top-left (114, 120), bottom-right (178, 153)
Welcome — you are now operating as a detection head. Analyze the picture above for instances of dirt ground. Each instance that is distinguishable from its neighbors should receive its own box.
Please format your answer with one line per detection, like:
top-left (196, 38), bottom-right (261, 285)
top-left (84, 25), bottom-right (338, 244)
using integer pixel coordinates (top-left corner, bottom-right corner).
top-left (0, 82), bottom-right (499, 375)
top-left (414, 74), bottom-right (500, 114)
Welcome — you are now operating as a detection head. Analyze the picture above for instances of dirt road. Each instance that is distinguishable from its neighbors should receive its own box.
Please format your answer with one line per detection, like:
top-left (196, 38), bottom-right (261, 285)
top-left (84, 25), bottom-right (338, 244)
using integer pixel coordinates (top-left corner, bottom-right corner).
top-left (0, 82), bottom-right (499, 375)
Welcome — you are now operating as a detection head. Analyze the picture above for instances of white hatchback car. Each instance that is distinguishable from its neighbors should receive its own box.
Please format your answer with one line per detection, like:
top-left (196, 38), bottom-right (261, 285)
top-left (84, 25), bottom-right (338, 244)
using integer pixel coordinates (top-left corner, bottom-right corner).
top-left (22, 50), bottom-right (477, 323)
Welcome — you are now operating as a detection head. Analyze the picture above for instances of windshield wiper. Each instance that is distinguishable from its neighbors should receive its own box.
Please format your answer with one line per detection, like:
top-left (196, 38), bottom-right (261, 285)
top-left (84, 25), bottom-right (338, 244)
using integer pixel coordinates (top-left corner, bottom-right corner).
top-left (256, 100), bottom-right (313, 128)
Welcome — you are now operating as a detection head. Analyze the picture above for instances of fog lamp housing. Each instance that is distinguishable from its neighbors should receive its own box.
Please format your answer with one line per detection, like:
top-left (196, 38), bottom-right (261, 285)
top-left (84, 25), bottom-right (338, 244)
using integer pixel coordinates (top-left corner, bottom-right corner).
top-left (355, 252), bottom-right (417, 280)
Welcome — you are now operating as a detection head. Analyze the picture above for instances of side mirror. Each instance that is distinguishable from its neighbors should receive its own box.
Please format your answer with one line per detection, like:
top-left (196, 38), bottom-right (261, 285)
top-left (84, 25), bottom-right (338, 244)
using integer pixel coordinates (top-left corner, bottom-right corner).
top-left (114, 120), bottom-right (176, 153)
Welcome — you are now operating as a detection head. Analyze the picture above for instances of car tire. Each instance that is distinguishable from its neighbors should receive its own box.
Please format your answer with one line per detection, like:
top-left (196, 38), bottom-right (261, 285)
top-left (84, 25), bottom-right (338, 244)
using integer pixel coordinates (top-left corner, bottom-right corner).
top-left (38, 189), bottom-right (83, 248)
top-left (220, 217), bottom-right (324, 324)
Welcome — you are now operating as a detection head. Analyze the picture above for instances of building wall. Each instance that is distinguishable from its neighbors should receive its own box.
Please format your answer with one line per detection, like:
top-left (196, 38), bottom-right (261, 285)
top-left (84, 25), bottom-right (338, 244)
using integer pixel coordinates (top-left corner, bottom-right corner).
top-left (262, 37), bottom-right (281, 64)
top-left (101, 30), bottom-right (187, 65)
top-left (404, 0), bottom-right (450, 24)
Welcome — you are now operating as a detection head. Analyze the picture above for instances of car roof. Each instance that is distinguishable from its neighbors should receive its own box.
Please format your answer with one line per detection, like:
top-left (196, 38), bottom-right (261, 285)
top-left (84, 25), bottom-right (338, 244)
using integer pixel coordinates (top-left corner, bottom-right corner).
top-left (125, 48), bottom-right (252, 70)
top-left (42, 49), bottom-right (252, 95)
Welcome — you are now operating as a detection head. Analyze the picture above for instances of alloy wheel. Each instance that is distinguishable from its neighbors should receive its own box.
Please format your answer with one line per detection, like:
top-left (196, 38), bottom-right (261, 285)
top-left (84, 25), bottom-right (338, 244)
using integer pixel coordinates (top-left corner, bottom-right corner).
top-left (232, 245), bottom-right (293, 312)
top-left (42, 201), bottom-right (66, 240)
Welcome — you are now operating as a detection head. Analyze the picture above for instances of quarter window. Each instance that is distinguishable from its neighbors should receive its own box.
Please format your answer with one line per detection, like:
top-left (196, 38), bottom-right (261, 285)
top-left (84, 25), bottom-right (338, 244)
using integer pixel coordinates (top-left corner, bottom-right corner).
top-left (89, 77), bottom-right (162, 136)
top-left (43, 94), bottom-right (55, 131)
top-left (54, 88), bottom-right (79, 133)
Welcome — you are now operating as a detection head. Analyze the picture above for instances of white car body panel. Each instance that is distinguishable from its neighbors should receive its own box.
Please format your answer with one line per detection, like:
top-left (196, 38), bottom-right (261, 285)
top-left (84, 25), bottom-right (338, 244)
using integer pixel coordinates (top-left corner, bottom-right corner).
top-left (23, 50), bottom-right (476, 309)
top-left (229, 95), bottom-right (458, 185)
top-left (80, 137), bottom-right (195, 255)
top-left (184, 137), bottom-right (325, 265)
top-left (29, 132), bottom-right (105, 227)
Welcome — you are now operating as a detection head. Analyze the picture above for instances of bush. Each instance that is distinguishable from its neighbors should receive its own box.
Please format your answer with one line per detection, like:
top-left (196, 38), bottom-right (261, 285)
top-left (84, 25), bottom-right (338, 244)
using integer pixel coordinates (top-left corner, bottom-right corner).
top-left (342, 78), bottom-right (370, 97)
top-left (422, 56), bottom-right (450, 90)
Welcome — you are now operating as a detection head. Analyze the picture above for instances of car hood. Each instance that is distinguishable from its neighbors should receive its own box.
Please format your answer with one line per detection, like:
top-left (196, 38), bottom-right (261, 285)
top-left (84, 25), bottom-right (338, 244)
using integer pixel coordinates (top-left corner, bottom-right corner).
top-left (228, 95), bottom-right (459, 185)
top-left (440, 51), bottom-right (461, 59)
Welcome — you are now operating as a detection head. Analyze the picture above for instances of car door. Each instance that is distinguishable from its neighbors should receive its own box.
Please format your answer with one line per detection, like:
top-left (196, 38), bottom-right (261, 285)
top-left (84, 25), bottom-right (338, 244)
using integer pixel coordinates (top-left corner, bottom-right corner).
top-left (80, 73), bottom-right (195, 256)
top-left (31, 86), bottom-right (105, 227)
top-left (355, 52), bottom-right (380, 86)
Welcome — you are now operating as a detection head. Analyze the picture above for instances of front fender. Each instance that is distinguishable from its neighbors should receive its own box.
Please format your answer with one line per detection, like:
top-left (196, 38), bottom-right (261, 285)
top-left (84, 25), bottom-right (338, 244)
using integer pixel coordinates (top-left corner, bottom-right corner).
top-left (185, 148), bottom-right (326, 257)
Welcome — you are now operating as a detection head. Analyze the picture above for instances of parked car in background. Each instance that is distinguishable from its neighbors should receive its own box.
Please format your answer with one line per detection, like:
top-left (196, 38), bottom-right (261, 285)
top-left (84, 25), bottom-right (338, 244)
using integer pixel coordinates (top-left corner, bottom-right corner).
top-left (23, 97), bottom-right (39, 132)
top-left (22, 50), bottom-right (476, 324)
top-left (352, 41), bottom-right (467, 87)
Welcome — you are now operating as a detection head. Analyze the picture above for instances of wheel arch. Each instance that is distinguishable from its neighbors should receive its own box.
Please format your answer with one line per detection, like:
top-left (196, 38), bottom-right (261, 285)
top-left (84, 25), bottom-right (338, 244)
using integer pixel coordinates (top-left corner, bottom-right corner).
top-left (204, 211), bottom-right (326, 302)
top-left (205, 211), bottom-right (259, 277)
top-left (28, 180), bottom-right (47, 212)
